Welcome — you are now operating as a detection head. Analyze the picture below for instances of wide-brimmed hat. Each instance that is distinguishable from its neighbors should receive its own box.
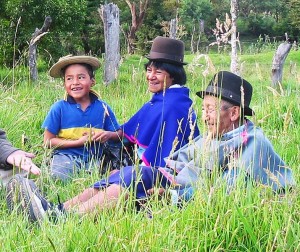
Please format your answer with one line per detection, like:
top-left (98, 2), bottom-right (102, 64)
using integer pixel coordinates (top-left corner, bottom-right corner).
top-left (49, 55), bottom-right (100, 78)
top-left (196, 71), bottom-right (254, 116)
top-left (145, 36), bottom-right (187, 65)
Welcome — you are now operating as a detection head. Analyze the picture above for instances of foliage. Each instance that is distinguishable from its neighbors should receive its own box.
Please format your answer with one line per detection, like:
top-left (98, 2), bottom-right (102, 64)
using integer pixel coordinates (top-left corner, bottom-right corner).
top-left (0, 50), bottom-right (300, 250)
top-left (210, 0), bottom-right (231, 19)
top-left (238, 0), bottom-right (284, 18)
top-left (246, 12), bottom-right (277, 36)
top-left (132, 0), bottom-right (175, 54)
top-left (179, 0), bottom-right (213, 26)
top-left (0, 0), bottom-right (92, 66)
top-left (179, 0), bottom-right (213, 52)
top-left (0, 0), bottom-right (300, 67)
top-left (286, 0), bottom-right (300, 35)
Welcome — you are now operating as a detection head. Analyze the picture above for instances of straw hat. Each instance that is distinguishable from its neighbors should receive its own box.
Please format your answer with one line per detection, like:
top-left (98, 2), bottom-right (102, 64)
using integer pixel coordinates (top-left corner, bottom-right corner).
top-left (196, 71), bottom-right (254, 116)
top-left (146, 36), bottom-right (187, 65)
top-left (49, 55), bottom-right (100, 78)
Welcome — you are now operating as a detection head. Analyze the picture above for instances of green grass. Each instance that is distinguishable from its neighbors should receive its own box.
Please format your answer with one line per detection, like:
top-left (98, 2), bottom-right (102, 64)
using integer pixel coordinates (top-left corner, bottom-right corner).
top-left (0, 48), bottom-right (299, 251)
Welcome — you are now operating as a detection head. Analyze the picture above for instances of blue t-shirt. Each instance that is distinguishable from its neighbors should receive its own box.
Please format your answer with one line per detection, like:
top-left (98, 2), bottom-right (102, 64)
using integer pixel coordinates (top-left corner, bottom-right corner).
top-left (42, 91), bottom-right (120, 162)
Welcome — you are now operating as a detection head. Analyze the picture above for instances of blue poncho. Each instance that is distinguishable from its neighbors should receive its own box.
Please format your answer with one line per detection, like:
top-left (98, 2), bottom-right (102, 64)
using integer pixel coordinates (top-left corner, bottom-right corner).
top-left (121, 87), bottom-right (199, 167)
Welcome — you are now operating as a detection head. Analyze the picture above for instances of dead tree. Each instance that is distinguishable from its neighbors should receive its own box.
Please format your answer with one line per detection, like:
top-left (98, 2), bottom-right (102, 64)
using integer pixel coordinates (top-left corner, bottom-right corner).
top-left (191, 19), bottom-right (205, 53)
top-left (29, 16), bottom-right (52, 81)
top-left (271, 38), bottom-right (292, 87)
top-left (169, 0), bottom-right (180, 39)
top-left (209, 14), bottom-right (232, 53)
top-left (230, 0), bottom-right (239, 75)
top-left (169, 19), bottom-right (177, 39)
top-left (125, 0), bottom-right (149, 54)
top-left (196, 20), bottom-right (204, 53)
top-left (99, 3), bottom-right (120, 85)
top-left (209, 1), bottom-right (241, 75)
top-left (161, 20), bottom-right (186, 39)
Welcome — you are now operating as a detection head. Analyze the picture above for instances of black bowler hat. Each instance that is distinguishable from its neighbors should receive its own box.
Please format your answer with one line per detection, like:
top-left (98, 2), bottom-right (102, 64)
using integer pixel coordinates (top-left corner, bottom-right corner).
top-left (196, 71), bottom-right (254, 116)
top-left (146, 36), bottom-right (187, 65)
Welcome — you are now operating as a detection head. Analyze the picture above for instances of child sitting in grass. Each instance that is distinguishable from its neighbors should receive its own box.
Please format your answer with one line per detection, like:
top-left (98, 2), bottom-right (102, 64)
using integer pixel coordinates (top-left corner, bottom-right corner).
top-left (43, 55), bottom-right (121, 181)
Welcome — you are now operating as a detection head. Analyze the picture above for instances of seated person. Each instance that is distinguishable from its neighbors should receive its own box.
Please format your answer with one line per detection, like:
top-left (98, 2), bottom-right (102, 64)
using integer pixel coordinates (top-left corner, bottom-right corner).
top-left (106, 36), bottom-right (200, 168)
top-left (7, 72), bottom-right (294, 223)
top-left (43, 55), bottom-right (121, 181)
top-left (0, 129), bottom-right (40, 186)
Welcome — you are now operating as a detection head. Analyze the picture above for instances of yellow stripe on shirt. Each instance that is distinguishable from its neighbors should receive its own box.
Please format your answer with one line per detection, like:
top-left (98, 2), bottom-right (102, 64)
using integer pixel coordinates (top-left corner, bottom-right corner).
top-left (58, 127), bottom-right (104, 140)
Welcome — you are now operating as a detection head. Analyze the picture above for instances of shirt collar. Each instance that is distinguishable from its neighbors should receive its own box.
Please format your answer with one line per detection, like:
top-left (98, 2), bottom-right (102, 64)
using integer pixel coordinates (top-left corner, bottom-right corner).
top-left (64, 90), bottom-right (100, 103)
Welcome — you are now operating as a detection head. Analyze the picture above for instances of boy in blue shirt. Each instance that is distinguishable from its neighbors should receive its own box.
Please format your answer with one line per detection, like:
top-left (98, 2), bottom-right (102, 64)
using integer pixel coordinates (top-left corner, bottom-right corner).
top-left (43, 55), bottom-right (121, 181)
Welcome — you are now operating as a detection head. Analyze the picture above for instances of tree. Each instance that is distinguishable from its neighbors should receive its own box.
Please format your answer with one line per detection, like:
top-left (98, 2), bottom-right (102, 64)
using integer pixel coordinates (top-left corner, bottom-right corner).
top-left (209, 1), bottom-right (240, 75)
top-left (81, 0), bottom-right (105, 55)
top-left (230, 0), bottom-right (239, 74)
top-left (237, 0), bottom-right (289, 36)
top-left (125, 0), bottom-right (150, 54)
top-left (180, 0), bottom-right (212, 52)
top-left (29, 16), bottom-right (52, 81)
top-left (271, 36), bottom-right (293, 87)
top-left (0, 0), bottom-right (88, 66)
top-left (99, 3), bottom-right (120, 85)
top-left (287, 0), bottom-right (300, 33)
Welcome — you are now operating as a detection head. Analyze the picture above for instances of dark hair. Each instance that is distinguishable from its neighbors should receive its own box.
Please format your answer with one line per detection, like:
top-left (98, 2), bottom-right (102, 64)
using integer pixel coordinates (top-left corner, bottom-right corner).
top-left (61, 63), bottom-right (95, 79)
top-left (144, 61), bottom-right (187, 85)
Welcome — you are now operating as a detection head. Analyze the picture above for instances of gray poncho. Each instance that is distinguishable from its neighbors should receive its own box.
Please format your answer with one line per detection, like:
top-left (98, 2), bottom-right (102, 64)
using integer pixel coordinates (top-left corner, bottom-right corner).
top-left (160, 120), bottom-right (295, 192)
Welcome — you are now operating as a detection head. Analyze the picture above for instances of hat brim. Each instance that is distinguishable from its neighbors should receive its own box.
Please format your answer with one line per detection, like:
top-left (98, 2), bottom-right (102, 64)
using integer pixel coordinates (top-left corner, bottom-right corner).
top-left (196, 91), bottom-right (254, 116)
top-left (49, 56), bottom-right (100, 78)
top-left (145, 55), bottom-right (187, 65)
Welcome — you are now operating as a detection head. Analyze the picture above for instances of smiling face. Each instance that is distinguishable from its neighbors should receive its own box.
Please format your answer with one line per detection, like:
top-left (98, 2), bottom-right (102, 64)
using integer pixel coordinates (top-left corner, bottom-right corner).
top-left (146, 64), bottom-right (174, 93)
top-left (202, 95), bottom-right (241, 138)
top-left (63, 64), bottom-right (95, 102)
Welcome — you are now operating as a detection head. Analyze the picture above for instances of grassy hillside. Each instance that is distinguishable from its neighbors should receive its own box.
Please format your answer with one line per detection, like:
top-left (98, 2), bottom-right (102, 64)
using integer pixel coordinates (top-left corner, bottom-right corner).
top-left (0, 49), bottom-right (299, 251)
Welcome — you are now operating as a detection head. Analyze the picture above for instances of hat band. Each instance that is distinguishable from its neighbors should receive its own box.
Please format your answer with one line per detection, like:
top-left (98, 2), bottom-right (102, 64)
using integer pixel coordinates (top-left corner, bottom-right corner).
top-left (205, 85), bottom-right (248, 106)
top-left (149, 52), bottom-right (183, 63)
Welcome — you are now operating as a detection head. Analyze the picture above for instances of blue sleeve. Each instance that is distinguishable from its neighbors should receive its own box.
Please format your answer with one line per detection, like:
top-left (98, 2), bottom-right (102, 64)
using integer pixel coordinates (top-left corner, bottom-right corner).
top-left (42, 102), bottom-right (62, 135)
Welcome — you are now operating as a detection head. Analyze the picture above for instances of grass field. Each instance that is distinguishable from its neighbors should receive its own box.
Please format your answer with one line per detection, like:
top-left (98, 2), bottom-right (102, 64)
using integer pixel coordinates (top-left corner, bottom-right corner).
top-left (0, 47), bottom-right (299, 251)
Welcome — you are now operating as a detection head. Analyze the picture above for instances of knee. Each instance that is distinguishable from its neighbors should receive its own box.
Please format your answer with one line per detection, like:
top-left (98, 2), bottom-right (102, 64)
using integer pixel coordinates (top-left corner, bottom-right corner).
top-left (85, 187), bottom-right (99, 195)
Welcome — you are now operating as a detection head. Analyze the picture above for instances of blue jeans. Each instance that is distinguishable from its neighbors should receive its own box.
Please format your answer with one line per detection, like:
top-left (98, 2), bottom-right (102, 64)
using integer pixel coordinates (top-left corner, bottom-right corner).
top-left (51, 153), bottom-right (100, 182)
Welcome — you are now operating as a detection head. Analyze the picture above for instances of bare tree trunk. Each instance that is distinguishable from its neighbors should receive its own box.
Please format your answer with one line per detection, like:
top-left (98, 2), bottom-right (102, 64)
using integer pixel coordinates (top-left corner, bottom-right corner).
top-left (196, 19), bottom-right (204, 53)
top-left (190, 23), bottom-right (195, 54)
top-left (169, 18), bottom-right (177, 39)
top-left (230, 0), bottom-right (239, 75)
top-left (125, 0), bottom-right (149, 54)
top-left (170, 0), bottom-right (179, 39)
top-left (271, 41), bottom-right (292, 87)
top-left (99, 3), bottom-right (120, 85)
top-left (29, 16), bottom-right (52, 81)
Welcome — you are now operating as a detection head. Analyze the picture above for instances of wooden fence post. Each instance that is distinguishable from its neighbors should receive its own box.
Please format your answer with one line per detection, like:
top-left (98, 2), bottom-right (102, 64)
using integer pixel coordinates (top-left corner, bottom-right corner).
top-left (271, 41), bottom-right (292, 87)
top-left (28, 16), bottom-right (52, 81)
top-left (99, 3), bottom-right (120, 85)
top-left (169, 19), bottom-right (177, 39)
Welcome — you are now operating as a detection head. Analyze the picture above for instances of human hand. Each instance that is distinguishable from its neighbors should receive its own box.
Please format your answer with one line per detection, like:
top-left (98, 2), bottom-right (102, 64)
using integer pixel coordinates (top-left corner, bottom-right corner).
top-left (147, 187), bottom-right (165, 196)
top-left (78, 133), bottom-right (91, 145)
top-left (92, 131), bottom-right (112, 143)
top-left (6, 150), bottom-right (41, 175)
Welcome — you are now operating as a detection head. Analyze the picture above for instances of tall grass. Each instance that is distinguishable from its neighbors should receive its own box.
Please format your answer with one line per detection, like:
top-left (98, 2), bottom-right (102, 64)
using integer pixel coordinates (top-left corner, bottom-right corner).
top-left (0, 49), bottom-right (299, 251)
